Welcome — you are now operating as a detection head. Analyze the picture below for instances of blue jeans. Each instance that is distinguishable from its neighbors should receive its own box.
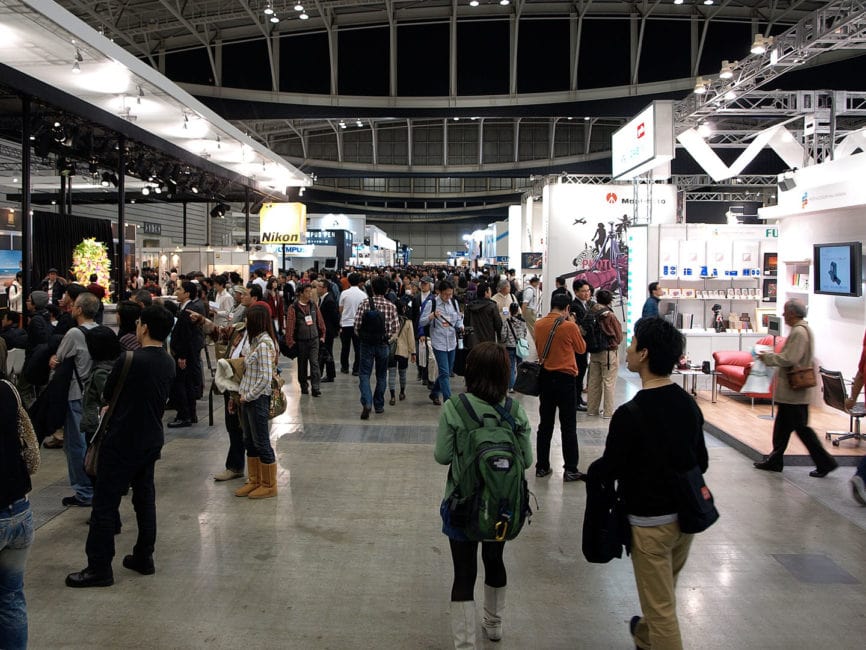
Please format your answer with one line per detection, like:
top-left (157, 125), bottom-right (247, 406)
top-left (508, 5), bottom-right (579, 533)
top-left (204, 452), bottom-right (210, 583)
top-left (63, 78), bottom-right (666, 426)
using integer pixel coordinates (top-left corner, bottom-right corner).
top-left (431, 348), bottom-right (456, 401)
top-left (241, 395), bottom-right (275, 464)
top-left (359, 343), bottom-right (390, 411)
top-left (65, 399), bottom-right (93, 502)
top-left (0, 499), bottom-right (34, 650)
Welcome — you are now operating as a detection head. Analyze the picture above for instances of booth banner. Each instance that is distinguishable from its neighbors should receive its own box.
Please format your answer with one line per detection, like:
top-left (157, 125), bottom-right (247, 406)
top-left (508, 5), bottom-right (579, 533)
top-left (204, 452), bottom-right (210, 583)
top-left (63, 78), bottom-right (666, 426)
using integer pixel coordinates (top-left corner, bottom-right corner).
top-left (705, 239), bottom-right (733, 277)
top-left (259, 203), bottom-right (307, 244)
top-left (543, 183), bottom-right (676, 310)
top-left (677, 240), bottom-right (705, 279)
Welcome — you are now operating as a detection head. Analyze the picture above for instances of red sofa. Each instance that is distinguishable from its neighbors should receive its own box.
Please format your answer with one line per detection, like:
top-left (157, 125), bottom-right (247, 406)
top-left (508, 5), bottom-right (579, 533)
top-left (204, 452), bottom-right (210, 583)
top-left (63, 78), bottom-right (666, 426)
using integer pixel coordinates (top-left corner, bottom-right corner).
top-left (713, 335), bottom-right (786, 399)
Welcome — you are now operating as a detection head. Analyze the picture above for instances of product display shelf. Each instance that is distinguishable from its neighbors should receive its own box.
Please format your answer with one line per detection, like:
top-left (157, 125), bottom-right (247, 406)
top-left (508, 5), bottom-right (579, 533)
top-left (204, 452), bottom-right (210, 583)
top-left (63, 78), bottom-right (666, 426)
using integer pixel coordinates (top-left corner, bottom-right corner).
top-left (662, 277), bottom-right (762, 329)
top-left (782, 260), bottom-right (811, 306)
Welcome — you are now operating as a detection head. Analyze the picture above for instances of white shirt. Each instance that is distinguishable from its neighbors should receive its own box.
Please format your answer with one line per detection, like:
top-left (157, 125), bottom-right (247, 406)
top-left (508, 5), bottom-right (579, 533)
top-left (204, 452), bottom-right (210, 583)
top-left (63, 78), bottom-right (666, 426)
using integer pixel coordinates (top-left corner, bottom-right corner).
top-left (523, 285), bottom-right (541, 312)
top-left (214, 289), bottom-right (235, 326)
top-left (339, 285), bottom-right (370, 328)
top-left (253, 277), bottom-right (268, 295)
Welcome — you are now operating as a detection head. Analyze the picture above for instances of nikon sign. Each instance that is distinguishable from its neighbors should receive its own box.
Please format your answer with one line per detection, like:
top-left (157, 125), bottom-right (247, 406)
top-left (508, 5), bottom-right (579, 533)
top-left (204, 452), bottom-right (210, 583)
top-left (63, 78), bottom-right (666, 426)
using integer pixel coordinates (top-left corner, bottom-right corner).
top-left (259, 202), bottom-right (307, 244)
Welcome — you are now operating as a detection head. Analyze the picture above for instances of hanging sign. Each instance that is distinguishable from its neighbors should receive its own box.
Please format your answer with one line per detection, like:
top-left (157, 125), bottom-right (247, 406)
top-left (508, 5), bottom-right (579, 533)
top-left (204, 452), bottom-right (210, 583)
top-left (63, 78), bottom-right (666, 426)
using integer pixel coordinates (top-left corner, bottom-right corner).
top-left (259, 202), bottom-right (307, 244)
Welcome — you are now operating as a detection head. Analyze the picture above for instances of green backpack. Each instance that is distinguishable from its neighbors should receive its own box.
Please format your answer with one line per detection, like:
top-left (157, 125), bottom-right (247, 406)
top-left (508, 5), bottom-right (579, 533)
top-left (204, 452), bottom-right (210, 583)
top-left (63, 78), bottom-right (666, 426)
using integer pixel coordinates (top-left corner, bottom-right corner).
top-left (447, 394), bottom-right (532, 542)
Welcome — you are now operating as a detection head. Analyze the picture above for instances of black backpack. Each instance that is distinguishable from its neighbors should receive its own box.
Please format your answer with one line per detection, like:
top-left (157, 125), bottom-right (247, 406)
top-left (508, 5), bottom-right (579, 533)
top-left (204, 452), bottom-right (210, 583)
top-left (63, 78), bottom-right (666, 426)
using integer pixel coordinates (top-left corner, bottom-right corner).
top-left (358, 298), bottom-right (387, 345)
top-left (80, 325), bottom-right (121, 362)
top-left (581, 308), bottom-right (613, 354)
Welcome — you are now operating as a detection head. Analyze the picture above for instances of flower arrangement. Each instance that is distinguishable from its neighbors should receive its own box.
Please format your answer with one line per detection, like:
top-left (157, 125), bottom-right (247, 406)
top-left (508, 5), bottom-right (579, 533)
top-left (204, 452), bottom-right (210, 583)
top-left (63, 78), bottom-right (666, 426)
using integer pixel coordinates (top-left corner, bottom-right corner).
top-left (71, 237), bottom-right (111, 302)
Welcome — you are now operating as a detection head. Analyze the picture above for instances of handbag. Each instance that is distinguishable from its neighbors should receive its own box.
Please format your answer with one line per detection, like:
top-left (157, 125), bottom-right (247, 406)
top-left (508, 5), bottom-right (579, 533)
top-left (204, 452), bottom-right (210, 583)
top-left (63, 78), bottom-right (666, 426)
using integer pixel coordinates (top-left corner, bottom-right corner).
top-left (507, 319), bottom-right (530, 358)
top-left (625, 401), bottom-right (719, 534)
top-left (84, 351), bottom-right (133, 478)
top-left (269, 373), bottom-right (287, 418)
top-left (2, 379), bottom-right (40, 475)
top-left (513, 317), bottom-right (565, 397)
top-left (582, 457), bottom-right (630, 563)
top-left (787, 324), bottom-right (817, 390)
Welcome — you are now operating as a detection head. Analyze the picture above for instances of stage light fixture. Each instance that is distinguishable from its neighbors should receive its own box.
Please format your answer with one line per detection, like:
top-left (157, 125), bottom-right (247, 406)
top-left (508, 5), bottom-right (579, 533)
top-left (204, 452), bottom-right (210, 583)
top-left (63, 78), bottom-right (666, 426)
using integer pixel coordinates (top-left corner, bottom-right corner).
top-left (299, 12), bottom-right (309, 19)
top-left (100, 171), bottom-right (111, 187)
top-left (500, 0), bottom-right (510, 5)
top-left (270, 14), bottom-right (280, 23)
top-left (673, 0), bottom-right (683, 4)
top-left (470, 0), bottom-right (479, 6)
top-left (693, 77), bottom-right (708, 94)
top-left (264, 3), bottom-right (274, 15)
top-left (750, 34), bottom-right (772, 55)
top-left (719, 60), bottom-right (734, 79)
top-left (71, 48), bottom-right (82, 74)
top-left (210, 203), bottom-right (229, 219)
top-left (141, 186), bottom-right (150, 196)
top-left (294, 3), bottom-right (304, 10)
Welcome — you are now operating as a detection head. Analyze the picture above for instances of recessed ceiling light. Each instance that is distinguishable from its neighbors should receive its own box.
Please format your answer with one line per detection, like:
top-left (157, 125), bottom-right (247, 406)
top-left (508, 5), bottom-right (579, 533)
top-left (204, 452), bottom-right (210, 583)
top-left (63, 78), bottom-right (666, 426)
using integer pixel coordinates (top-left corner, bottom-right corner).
top-left (500, 0), bottom-right (510, 5)
top-left (270, 14), bottom-right (279, 23)
top-left (299, 12), bottom-right (309, 19)
top-left (469, 0), bottom-right (479, 5)
top-left (264, 4), bottom-right (274, 15)
top-left (294, 3), bottom-right (304, 10)
top-left (674, 0), bottom-right (683, 4)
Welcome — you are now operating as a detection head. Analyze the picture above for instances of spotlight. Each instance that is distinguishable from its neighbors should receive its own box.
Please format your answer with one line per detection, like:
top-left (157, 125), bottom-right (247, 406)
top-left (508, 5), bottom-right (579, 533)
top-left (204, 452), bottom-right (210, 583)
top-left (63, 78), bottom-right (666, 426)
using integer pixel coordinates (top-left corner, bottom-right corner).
top-left (673, 0), bottom-right (683, 4)
top-left (697, 122), bottom-right (713, 139)
top-left (339, 120), bottom-right (347, 129)
top-left (270, 14), bottom-right (280, 23)
top-left (356, 119), bottom-right (363, 127)
top-left (719, 60), bottom-right (734, 79)
top-left (693, 77), bottom-right (708, 94)
top-left (141, 186), bottom-right (150, 196)
top-left (210, 203), bottom-right (229, 219)
top-left (299, 12), bottom-right (309, 19)
top-left (264, 3), bottom-right (274, 15)
top-left (71, 48), bottom-right (82, 74)
top-left (294, 3), bottom-right (304, 10)
top-left (50, 121), bottom-right (66, 143)
top-left (88, 159), bottom-right (99, 174)
top-left (500, 0), bottom-right (510, 5)
top-left (751, 34), bottom-right (771, 55)
top-left (57, 157), bottom-right (76, 176)
top-left (72, 61), bottom-right (80, 74)
top-left (470, 0), bottom-right (479, 5)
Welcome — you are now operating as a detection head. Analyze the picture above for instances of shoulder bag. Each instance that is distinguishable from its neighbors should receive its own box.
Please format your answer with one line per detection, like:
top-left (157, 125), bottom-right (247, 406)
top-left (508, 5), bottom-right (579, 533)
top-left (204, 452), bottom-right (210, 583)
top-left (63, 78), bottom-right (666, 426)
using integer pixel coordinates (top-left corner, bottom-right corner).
top-left (507, 319), bottom-right (530, 359)
top-left (2, 379), bottom-right (40, 475)
top-left (84, 351), bottom-right (133, 478)
top-left (625, 400), bottom-right (719, 534)
top-left (513, 317), bottom-right (565, 397)
top-left (787, 324), bottom-right (817, 390)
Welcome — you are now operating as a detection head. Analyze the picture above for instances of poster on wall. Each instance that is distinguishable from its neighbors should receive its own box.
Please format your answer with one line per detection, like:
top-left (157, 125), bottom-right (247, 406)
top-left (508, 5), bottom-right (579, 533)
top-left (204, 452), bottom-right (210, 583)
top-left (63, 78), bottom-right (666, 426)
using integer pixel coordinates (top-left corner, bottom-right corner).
top-left (678, 240), bottom-right (705, 279)
top-left (705, 239), bottom-right (732, 277)
top-left (763, 252), bottom-right (778, 276)
top-left (521, 252), bottom-right (543, 269)
top-left (762, 279), bottom-right (778, 303)
top-left (732, 241), bottom-right (761, 277)
top-left (659, 240), bottom-right (679, 279)
top-left (0, 250), bottom-right (22, 285)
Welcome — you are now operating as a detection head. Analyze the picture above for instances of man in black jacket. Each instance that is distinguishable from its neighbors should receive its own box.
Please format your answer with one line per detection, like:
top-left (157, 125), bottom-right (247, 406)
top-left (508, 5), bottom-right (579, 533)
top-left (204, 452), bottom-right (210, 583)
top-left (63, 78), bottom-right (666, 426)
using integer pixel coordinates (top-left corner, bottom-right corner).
top-left (66, 305), bottom-right (176, 588)
top-left (1, 311), bottom-right (27, 350)
top-left (316, 280), bottom-right (340, 382)
top-left (462, 281), bottom-right (502, 346)
top-left (168, 282), bottom-right (206, 427)
top-left (570, 279), bottom-right (595, 411)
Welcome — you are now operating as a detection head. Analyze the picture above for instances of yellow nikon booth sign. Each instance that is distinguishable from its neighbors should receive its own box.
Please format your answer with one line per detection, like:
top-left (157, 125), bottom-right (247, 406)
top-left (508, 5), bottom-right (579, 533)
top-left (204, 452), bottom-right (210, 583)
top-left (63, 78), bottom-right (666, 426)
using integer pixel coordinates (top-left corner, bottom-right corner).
top-left (259, 202), bottom-right (307, 244)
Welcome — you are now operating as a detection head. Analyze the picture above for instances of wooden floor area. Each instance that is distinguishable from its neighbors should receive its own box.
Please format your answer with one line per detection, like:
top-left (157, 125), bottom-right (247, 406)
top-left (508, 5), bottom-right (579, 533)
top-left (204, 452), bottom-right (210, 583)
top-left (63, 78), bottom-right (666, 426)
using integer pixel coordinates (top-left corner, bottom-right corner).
top-left (687, 381), bottom-right (865, 465)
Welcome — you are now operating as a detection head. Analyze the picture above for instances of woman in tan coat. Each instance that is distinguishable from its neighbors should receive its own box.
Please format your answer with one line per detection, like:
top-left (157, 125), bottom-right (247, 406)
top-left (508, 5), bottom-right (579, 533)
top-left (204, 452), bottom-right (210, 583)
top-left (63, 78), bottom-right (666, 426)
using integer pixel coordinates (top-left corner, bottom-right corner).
top-left (388, 299), bottom-right (416, 405)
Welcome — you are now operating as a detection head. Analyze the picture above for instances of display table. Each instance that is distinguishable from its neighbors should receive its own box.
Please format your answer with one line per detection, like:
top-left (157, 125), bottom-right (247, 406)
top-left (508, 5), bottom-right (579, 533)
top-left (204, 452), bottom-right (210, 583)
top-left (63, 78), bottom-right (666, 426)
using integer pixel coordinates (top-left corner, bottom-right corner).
top-left (681, 329), bottom-right (765, 367)
top-left (672, 368), bottom-right (719, 403)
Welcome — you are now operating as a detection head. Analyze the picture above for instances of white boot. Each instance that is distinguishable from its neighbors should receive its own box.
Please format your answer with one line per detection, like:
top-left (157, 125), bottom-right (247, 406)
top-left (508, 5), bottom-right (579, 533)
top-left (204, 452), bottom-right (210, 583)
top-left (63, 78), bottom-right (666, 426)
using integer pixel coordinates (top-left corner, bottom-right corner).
top-left (450, 600), bottom-right (477, 649)
top-left (482, 585), bottom-right (506, 642)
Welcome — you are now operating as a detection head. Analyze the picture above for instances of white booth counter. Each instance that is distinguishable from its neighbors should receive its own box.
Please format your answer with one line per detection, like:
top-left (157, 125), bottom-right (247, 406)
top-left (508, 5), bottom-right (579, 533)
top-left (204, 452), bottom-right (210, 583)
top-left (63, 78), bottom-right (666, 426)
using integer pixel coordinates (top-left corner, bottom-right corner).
top-left (680, 329), bottom-right (768, 365)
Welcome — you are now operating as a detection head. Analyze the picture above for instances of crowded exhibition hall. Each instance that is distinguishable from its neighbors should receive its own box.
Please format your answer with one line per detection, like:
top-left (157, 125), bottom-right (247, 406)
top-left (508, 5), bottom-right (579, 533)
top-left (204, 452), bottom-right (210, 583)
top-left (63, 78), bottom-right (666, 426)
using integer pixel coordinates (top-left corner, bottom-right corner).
top-left (1, 1), bottom-right (866, 648)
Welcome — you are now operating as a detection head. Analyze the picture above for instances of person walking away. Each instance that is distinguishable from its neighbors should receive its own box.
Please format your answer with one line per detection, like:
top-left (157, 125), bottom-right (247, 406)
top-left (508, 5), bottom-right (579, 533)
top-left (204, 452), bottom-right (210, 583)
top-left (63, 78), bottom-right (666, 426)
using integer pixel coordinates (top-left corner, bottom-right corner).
top-left (593, 317), bottom-right (708, 649)
top-left (387, 299), bottom-right (416, 405)
top-left (65, 305), bottom-right (176, 587)
top-left (754, 299), bottom-right (838, 477)
top-left (0, 379), bottom-right (39, 648)
top-left (533, 293), bottom-right (587, 481)
top-left (585, 289), bottom-right (623, 419)
top-left (234, 305), bottom-right (280, 499)
top-left (500, 302), bottom-right (528, 392)
top-left (570, 280), bottom-right (595, 412)
top-left (315, 280), bottom-right (341, 383)
top-left (463, 281), bottom-right (502, 348)
top-left (285, 283), bottom-right (325, 397)
top-left (845, 329), bottom-right (866, 504)
top-left (420, 280), bottom-right (464, 406)
top-left (434, 342), bottom-right (532, 648)
top-left (355, 277), bottom-right (399, 419)
top-left (521, 276), bottom-right (541, 337)
top-left (338, 273), bottom-right (369, 376)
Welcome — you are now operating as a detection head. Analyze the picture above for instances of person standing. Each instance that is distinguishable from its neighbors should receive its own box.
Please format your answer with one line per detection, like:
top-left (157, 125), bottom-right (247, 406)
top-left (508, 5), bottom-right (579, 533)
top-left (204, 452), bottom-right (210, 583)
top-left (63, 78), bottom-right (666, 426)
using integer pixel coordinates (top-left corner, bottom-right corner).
top-left (570, 280), bottom-right (595, 412)
top-left (420, 280), bottom-right (464, 407)
top-left (434, 342), bottom-right (532, 648)
top-left (462, 281), bottom-right (502, 347)
top-left (533, 293), bottom-right (587, 481)
top-left (85, 274), bottom-right (107, 324)
top-left (212, 275), bottom-right (235, 328)
top-left (754, 299), bottom-right (838, 477)
top-left (413, 276), bottom-right (436, 385)
top-left (641, 282), bottom-right (664, 318)
top-left (285, 283), bottom-right (325, 397)
top-left (550, 276), bottom-right (572, 303)
top-left (338, 273), bottom-right (369, 376)
top-left (8, 271), bottom-right (23, 313)
top-left (316, 279), bottom-right (341, 383)
top-left (521, 276), bottom-right (541, 337)
top-left (168, 282), bottom-right (206, 428)
top-left (585, 289), bottom-right (624, 419)
top-left (845, 329), bottom-right (866, 505)
top-left (41, 268), bottom-right (66, 305)
top-left (65, 305), bottom-right (176, 588)
top-left (50, 292), bottom-right (100, 507)
top-left (0, 379), bottom-right (39, 647)
top-left (355, 277), bottom-right (399, 419)
top-left (594, 316), bottom-right (708, 650)
top-left (500, 302), bottom-right (528, 392)
top-left (491, 279), bottom-right (517, 324)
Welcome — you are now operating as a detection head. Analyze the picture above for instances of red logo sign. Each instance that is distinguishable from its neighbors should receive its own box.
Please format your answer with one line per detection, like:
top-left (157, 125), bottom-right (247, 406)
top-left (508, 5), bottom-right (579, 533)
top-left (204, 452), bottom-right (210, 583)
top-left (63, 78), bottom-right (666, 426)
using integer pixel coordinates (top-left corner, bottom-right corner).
top-left (637, 122), bottom-right (646, 139)
top-left (605, 192), bottom-right (618, 204)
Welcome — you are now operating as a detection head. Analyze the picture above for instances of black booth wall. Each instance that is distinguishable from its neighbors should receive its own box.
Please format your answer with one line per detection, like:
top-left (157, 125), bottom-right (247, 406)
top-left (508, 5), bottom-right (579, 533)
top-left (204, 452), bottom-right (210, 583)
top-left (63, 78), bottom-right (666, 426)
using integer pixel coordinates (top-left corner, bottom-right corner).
top-left (32, 211), bottom-right (116, 289)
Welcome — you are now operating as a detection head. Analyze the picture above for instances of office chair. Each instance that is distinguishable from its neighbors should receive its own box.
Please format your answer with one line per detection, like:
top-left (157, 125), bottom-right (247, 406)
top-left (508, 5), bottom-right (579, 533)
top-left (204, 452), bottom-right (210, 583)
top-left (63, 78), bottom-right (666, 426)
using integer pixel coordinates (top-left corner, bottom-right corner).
top-left (819, 367), bottom-right (866, 446)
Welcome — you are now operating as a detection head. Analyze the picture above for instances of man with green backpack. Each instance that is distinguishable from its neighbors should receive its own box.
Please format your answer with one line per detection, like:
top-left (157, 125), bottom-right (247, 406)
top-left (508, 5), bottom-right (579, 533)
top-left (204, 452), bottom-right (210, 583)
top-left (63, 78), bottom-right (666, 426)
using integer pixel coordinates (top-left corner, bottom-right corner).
top-left (434, 342), bottom-right (533, 648)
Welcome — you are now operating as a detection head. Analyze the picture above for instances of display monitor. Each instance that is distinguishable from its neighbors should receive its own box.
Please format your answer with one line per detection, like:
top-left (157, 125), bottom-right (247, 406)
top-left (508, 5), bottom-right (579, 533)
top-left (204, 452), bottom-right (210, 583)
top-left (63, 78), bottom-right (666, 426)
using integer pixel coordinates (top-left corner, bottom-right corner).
top-left (813, 242), bottom-right (863, 297)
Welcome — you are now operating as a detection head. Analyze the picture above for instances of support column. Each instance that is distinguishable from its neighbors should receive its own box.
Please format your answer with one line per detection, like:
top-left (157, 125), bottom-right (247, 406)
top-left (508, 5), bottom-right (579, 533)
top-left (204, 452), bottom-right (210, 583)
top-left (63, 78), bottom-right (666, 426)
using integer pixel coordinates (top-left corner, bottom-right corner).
top-left (182, 202), bottom-right (188, 247)
top-left (245, 187), bottom-right (251, 252)
top-left (21, 96), bottom-right (32, 302)
top-left (116, 135), bottom-right (127, 300)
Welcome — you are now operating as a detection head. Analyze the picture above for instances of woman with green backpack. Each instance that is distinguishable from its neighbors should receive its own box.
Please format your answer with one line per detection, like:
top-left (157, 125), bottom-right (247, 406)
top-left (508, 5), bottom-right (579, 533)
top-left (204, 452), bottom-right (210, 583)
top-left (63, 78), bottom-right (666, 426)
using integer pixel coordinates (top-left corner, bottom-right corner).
top-left (434, 342), bottom-right (533, 648)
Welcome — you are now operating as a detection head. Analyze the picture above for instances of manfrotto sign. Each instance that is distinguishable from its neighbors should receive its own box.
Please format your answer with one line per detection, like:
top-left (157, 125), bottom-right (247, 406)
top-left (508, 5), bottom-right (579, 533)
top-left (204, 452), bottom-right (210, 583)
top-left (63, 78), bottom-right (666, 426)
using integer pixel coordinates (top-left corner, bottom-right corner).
top-left (259, 202), bottom-right (307, 244)
top-left (611, 101), bottom-right (674, 180)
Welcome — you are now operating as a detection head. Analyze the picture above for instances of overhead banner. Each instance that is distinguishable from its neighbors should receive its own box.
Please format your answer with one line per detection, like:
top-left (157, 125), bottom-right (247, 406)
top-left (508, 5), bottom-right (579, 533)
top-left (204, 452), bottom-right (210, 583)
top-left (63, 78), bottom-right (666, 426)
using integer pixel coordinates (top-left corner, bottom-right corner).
top-left (612, 101), bottom-right (674, 180)
top-left (259, 202), bottom-right (307, 244)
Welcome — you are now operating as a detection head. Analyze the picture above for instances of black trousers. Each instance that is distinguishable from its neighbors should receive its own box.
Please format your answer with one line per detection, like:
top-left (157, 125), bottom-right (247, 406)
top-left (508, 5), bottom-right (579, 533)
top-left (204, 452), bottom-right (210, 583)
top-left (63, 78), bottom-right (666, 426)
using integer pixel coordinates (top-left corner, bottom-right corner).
top-left (448, 538), bottom-right (506, 601)
top-left (297, 338), bottom-right (321, 389)
top-left (537, 370), bottom-right (579, 472)
top-left (223, 393), bottom-right (245, 472)
top-left (86, 444), bottom-right (161, 573)
top-left (575, 352), bottom-right (589, 405)
top-left (768, 403), bottom-right (835, 470)
top-left (320, 331), bottom-right (337, 379)
top-left (340, 326), bottom-right (360, 373)
top-left (171, 354), bottom-right (202, 421)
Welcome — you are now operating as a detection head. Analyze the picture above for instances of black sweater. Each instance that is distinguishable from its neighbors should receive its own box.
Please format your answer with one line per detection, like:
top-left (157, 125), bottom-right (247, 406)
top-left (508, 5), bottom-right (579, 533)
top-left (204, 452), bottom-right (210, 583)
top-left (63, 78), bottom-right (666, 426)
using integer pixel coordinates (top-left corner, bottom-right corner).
top-left (0, 382), bottom-right (30, 509)
top-left (600, 384), bottom-right (708, 517)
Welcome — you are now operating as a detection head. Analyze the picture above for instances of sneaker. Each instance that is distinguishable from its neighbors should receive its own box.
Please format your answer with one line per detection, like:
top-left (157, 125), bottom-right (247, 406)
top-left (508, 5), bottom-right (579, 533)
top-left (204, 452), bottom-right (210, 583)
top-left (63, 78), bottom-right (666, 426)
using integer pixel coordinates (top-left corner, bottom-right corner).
top-left (214, 469), bottom-right (244, 482)
top-left (535, 467), bottom-right (552, 478)
top-left (851, 475), bottom-right (866, 506)
top-left (122, 554), bottom-right (155, 575)
top-left (62, 495), bottom-right (92, 508)
top-left (564, 471), bottom-right (587, 482)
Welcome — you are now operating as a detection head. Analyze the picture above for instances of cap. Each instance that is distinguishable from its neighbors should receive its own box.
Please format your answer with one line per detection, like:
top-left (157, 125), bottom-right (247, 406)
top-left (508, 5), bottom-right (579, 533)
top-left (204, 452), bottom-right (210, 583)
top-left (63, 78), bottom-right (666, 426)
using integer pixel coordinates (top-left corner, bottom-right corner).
top-left (30, 291), bottom-right (48, 308)
top-left (48, 268), bottom-right (58, 274)
top-left (420, 276), bottom-right (434, 284)
top-left (232, 285), bottom-right (249, 295)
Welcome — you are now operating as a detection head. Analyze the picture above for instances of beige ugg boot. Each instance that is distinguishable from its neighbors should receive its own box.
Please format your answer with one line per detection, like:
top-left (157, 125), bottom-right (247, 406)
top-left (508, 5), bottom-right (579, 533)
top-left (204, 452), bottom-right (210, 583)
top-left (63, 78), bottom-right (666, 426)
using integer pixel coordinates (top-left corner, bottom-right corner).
top-left (248, 462), bottom-right (278, 499)
top-left (450, 600), bottom-right (477, 649)
top-left (234, 457), bottom-right (261, 497)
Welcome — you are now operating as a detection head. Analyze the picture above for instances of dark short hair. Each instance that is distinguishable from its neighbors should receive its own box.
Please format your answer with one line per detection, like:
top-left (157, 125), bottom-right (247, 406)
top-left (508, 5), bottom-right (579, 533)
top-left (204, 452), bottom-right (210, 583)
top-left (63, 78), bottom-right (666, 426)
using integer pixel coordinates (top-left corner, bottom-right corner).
top-left (595, 289), bottom-right (613, 306)
top-left (140, 305), bottom-right (174, 341)
top-left (648, 282), bottom-right (660, 293)
top-left (181, 281), bottom-right (197, 297)
top-left (555, 276), bottom-right (566, 286)
top-left (249, 284), bottom-right (264, 300)
top-left (465, 342), bottom-right (510, 404)
top-left (134, 289), bottom-right (153, 306)
top-left (371, 276), bottom-right (389, 296)
top-left (89, 273), bottom-right (98, 282)
top-left (573, 278), bottom-right (592, 293)
top-left (437, 279), bottom-right (453, 293)
top-left (550, 293), bottom-right (570, 310)
top-left (214, 274), bottom-right (228, 287)
top-left (117, 300), bottom-right (142, 335)
top-left (66, 283), bottom-right (86, 302)
top-left (476, 281), bottom-right (491, 298)
top-left (633, 317), bottom-right (683, 377)
top-left (3, 310), bottom-right (20, 323)
top-left (349, 272), bottom-right (364, 286)
top-left (75, 292), bottom-right (100, 319)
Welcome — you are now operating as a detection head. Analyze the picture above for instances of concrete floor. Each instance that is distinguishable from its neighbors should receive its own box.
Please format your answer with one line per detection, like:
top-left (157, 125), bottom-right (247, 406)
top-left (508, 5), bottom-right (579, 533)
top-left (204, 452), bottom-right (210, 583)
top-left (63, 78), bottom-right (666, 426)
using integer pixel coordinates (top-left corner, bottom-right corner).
top-left (23, 358), bottom-right (866, 649)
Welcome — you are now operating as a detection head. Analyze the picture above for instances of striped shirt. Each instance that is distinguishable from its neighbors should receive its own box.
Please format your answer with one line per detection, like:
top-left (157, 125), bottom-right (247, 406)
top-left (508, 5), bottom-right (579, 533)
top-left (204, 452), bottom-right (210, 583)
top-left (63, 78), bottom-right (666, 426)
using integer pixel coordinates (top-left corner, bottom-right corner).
top-left (239, 333), bottom-right (276, 402)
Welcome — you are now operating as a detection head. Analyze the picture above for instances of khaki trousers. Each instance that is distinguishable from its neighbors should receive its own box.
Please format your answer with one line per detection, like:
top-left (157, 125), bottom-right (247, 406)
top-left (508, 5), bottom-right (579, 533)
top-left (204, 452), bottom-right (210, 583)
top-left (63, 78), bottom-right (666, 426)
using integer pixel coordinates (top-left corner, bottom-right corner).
top-left (630, 522), bottom-right (694, 650)
top-left (586, 350), bottom-right (619, 417)
top-left (523, 307), bottom-right (537, 337)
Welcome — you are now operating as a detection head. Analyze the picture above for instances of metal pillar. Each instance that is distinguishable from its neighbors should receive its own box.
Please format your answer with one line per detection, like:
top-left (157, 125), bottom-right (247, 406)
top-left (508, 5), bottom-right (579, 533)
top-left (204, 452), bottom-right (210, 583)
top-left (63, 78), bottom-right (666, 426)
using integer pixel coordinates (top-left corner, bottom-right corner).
top-left (21, 96), bottom-right (32, 306)
top-left (116, 135), bottom-right (126, 299)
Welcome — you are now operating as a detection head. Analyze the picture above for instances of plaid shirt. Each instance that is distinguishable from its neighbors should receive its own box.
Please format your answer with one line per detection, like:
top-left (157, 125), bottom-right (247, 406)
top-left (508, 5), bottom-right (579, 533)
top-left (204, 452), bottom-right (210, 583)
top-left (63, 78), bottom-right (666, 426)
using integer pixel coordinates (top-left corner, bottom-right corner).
top-left (239, 333), bottom-right (276, 402)
top-left (353, 295), bottom-right (400, 341)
